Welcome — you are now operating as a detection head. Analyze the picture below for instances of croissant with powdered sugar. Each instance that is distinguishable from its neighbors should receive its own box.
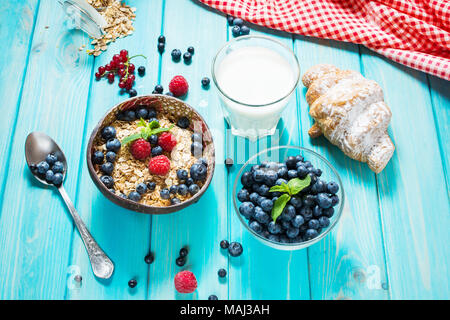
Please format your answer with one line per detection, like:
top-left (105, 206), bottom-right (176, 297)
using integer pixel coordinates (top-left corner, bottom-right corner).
top-left (302, 64), bottom-right (395, 173)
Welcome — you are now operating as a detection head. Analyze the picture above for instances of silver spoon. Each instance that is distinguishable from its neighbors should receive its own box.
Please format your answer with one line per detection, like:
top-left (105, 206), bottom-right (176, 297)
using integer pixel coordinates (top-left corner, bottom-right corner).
top-left (25, 132), bottom-right (114, 279)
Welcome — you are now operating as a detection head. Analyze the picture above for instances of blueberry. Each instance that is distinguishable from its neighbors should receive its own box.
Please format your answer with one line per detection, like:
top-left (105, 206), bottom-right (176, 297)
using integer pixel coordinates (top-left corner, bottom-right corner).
top-left (176, 256), bottom-right (186, 266)
top-left (191, 133), bottom-right (202, 143)
top-left (157, 42), bottom-right (165, 53)
top-left (268, 234), bottom-right (280, 242)
top-left (237, 188), bottom-right (250, 202)
top-left (128, 279), bottom-right (137, 288)
top-left (254, 207), bottom-right (270, 224)
top-left (183, 52), bottom-right (192, 62)
top-left (37, 161), bottom-right (49, 174)
top-left (241, 172), bottom-right (254, 187)
top-left (151, 146), bottom-right (163, 156)
top-left (249, 192), bottom-right (259, 205)
top-left (240, 25), bottom-right (250, 35)
top-left (136, 107), bottom-right (148, 119)
top-left (147, 181), bottom-right (156, 191)
top-left (45, 170), bottom-right (54, 183)
top-left (138, 66), bottom-right (145, 76)
top-left (129, 89), bottom-right (137, 97)
top-left (287, 170), bottom-right (298, 179)
top-left (217, 268), bottom-right (227, 278)
top-left (52, 161), bottom-right (64, 173)
top-left (178, 248), bottom-right (187, 258)
top-left (233, 18), bottom-right (244, 27)
top-left (279, 235), bottom-right (290, 243)
top-left (154, 85), bottom-right (163, 94)
top-left (268, 221), bottom-right (282, 234)
top-left (314, 168), bottom-right (322, 177)
top-left (304, 229), bottom-right (319, 240)
top-left (185, 178), bottom-right (194, 186)
top-left (232, 26), bottom-right (241, 37)
top-left (209, 295), bottom-right (218, 300)
top-left (144, 253), bottom-right (154, 264)
top-left (331, 194), bottom-right (339, 206)
top-left (252, 169), bottom-right (265, 183)
top-left (327, 181), bottom-right (339, 194)
top-left (277, 166), bottom-right (288, 179)
top-left (177, 116), bottom-right (190, 129)
top-left (171, 197), bottom-right (181, 205)
top-left (319, 216), bottom-right (330, 228)
top-left (105, 151), bottom-right (116, 163)
top-left (197, 158), bottom-right (208, 167)
top-left (264, 170), bottom-right (278, 186)
top-left (311, 179), bottom-right (326, 194)
top-left (201, 77), bottom-right (210, 88)
top-left (169, 185), bottom-right (178, 194)
top-left (136, 183), bottom-right (147, 195)
top-left (128, 190), bottom-right (141, 201)
top-left (92, 151), bottom-right (104, 165)
top-left (190, 163), bottom-right (207, 181)
top-left (257, 184), bottom-right (270, 197)
top-left (322, 207), bottom-right (335, 218)
top-left (148, 134), bottom-right (158, 146)
top-left (106, 138), bottom-right (121, 152)
top-left (285, 156), bottom-right (297, 169)
top-left (52, 173), bottom-right (64, 186)
top-left (148, 107), bottom-right (157, 118)
top-left (302, 194), bottom-right (316, 207)
top-left (249, 220), bottom-right (263, 233)
top-left (227, 15), bottom-right (235, 25)
top-left (228, 242), bottom-right (243, 257)
top-left (289, 196), bottom-right (302, 209)
top-left (148, 118), bottom-right (159, 125)
top-left (291, 215), bottom-right (305, 228)
top-left (177, 169), bottom-right (189, 181)
top-left (299, 206), bottom-right (313, 220)
top-left (188, 184), bottom-right (200, 195)
top-left (317, 193), bottom-right (332, 209)
top-left (101, 126), bottom-right (116, 140)
top-left (158, 35), bottom-right (165, 43)
top-left (45, 153), bottom-right (57, 166)
top-left (308, 219), bottom-right (320, 230)
top-left (220, 240), bottom-right (229, 249)
top-left (239, 202), bottom-right (255, 219)
top-left (100, 175), bottom-right (114, 188)
top-left (297, 165), bottom-right (308, 178)
top-left (122, 110), bottom-right (135, 121)
top-left (187, 46), bottom-right (195, 54)
top-left (280, 205), bottom-right (296, 222)
top-left (276, 178), bottom-right (288, 186)
top-left (191, 142), bottom-right (203, 157)
top-left (171, 49), bottom-right (182, 61)
top-left (286, 227), bottom-right (300, 239)
top-left (178, 184), bottom-right (188, 196)
top-left (260, 199), bottom-right (273, 213)
top-left (160, 188), bottom-right (170, 199)
top-left (100, 162), bottom-right (114, 175)
top-left (313, 205), bottom-right (323, 217)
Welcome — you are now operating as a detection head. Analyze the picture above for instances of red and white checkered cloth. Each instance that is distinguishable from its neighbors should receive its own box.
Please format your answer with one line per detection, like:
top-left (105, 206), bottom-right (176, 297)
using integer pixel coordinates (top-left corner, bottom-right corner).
top-left (200, 0), bottom-right (450, 80)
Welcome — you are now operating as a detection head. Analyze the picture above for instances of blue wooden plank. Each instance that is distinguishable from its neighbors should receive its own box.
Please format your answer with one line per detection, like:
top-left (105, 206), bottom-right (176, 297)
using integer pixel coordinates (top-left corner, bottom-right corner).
top-left (146, 0), bottom-right (229, 300)
top-left (0, 0), bottom-right (93, 299)
top-left (360, 48), bottom-right (450, 299)
top-left (294, 37), bottom-right (390, 299)
top-left (66, 0), bottom-right (164, 300)
top-left (226, 28), bottom-right (311, 299)
top-left (0, 0), bottom-right (39, 208)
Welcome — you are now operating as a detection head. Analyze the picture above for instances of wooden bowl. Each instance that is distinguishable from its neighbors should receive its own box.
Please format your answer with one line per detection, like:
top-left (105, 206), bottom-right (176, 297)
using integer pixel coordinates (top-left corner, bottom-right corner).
top-left (86, 95), bottom-right (215, 214)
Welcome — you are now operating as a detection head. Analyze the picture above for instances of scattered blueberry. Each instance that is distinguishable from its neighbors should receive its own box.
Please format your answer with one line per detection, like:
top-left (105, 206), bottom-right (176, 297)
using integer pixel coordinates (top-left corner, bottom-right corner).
top-left (177, 169), bottom-right (189, 181)
top-left (190, 163), bottom-right (207, 181)
top-left (151, 146), bottom-right (163, 157)
top-left (101, 126), bottom-right (116, 140)
top-left (138, 66), bottom-right (146, 76)
top-left (154, 85), bottom-right (163, 94)
top-left (169, 185), bottom-right (178, 194)
top-left (128, 279), bottom-right (137, 288)
top-left (157, 42), bottom-right (165, 53)
top-left (92, 151), bottom-right (104, 165)
top-left (201, 77), bottom-right (210, 88)
top-left (188, 184), bottom-right (200, 195)
top-left (176, 256), bottom-right (186, 266)
top-left (100, 162), bottom-right (114, 175)
top-left (106, 138), bottom-right (121, 152)
top-left (209, 295), bottom-right (218, 300)
top-left (128, 191), bottom-right (141, 202)
top-left (158, 35), bottom-right (165, 43)
top-left (240, 25), bottom-right (250, 35)
top-left (171, 197), bottom-right (181, 205)
top-left (129, 89), bottom-right (137, 97)
top-left (183, 52), bottom-right (192, 62)
top-left (187, 46), bottom-right (195, 54)
top-left (171, 49), bottom-right (182, 61)
top-left (227, 16), bottom-right (234, 25)
top-left (136, 183), bottom-right (147, 195)
top-left (225, 158), bottom-right (234, 167)
top-left (220, 240), bottom-right (229, 249)
top-left (218, 268), bottom-right (227, 278)
top-left (228, 242), bottom-right (243, 257)
top-left (160, 188), bottom-right (170, 199)
top-left (100, 175), bottom-right (114, 188)
top-left (232, 25), bottom-right (240, 37)
top-left (105, 151), bottom-right (116, 163)
top-left (147, 181), bottom-right (156, 191)
top-left (148, 134), bottom-right (158, 146)
top-left (233, 18), bottom-right (243, 27)
top-left (178, 184), bottom-right (188, 196)
top-left (144, 253), bottom-right (154, 264)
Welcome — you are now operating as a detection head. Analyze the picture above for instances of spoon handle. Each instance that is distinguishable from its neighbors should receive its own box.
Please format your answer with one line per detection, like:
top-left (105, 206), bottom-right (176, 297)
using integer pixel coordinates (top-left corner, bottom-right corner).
top-left (58, 186), bottom-right (114, 279)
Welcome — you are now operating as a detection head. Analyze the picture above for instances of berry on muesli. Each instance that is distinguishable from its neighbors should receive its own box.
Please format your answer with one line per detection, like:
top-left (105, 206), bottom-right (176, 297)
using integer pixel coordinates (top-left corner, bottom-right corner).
top-left (92, 101), bottom-right (211, 207)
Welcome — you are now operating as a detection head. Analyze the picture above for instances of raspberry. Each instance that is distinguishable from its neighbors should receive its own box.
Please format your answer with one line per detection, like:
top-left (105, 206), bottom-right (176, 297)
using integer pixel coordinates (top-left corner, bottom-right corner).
top-left (148, 155), bottom-right (171, 176)
top-left (174, 271), bottom-right (197, 293)
top-left (130, 138), bottom-right (151, 160)
top-left (169, 75), bottom-right (189, 97)
top-left (158, 132), bottom-right (177, 151)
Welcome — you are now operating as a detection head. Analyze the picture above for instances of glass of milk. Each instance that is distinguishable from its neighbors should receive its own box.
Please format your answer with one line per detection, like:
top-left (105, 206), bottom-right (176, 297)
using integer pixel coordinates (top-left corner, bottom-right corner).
top-left (212, 35), bottom-right (300, 140)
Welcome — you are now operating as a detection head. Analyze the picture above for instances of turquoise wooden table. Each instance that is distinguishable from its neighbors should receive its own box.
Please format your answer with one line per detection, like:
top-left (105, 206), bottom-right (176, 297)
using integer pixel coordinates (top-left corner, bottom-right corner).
top-left (0, 0), bottom-right (449, 300)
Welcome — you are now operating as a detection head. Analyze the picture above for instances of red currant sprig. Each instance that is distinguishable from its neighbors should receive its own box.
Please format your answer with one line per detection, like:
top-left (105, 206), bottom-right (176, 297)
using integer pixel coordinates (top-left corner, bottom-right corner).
top-left (95, 49), bottom-right (146, 91)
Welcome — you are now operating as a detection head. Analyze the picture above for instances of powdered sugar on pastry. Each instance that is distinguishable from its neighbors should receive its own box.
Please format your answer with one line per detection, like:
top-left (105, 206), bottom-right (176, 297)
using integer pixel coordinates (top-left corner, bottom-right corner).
top-left (302, 64), bottom-right (395, 173)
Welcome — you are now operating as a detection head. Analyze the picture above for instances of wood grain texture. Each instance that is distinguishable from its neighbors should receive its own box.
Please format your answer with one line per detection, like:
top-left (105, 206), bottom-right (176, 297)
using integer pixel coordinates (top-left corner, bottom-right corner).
top-left (360, 48), bottom-right (450, 299)
top-left (0, 0), bottom-right (93, 299)
top-left (294, 37), bottom-right (390, 300)
top-left (146, 0), bottom-right (229, 300)
top-left (66, 0), bottom-right (163, 300)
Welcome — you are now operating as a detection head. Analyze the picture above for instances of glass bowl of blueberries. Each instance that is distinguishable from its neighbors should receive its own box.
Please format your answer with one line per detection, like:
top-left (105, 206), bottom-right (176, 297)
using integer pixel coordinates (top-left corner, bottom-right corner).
top-left (233, 145), bottom-right (344, 250)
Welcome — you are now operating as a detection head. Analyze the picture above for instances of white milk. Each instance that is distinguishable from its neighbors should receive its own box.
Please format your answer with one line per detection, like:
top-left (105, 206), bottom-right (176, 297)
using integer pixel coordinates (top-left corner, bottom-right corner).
top-left (215, 46), bottom-right (296, 139)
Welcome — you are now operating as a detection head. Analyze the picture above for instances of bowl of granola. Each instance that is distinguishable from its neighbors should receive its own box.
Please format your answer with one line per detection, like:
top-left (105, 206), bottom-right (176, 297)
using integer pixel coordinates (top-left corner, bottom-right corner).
top-left (87, 95), bottom-right (215, 214)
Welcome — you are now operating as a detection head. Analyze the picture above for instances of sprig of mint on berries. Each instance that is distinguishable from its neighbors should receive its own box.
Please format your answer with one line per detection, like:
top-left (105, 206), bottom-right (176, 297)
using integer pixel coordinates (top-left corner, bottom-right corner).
top-left (270, 175), bottom-right (311, 222)
top-left (121, 118), bottom-right (173, 145)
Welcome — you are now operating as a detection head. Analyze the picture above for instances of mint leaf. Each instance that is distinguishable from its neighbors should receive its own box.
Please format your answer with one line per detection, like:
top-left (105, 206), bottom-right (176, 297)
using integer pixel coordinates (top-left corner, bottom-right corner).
top-left (137, 118), bottom-right (147, 127)
top-left (269, 183), bottom-right (290, 194)
top-left (150, 125), bottom-right (174, 136)
top-left (148, 120), bottom-right (160, 129)
top-left (271, 194), bottom-right (291, 222)
top-left (287, 175), bottom-right (311, 195)
top-left (121, 133), bottom-right (142, 145)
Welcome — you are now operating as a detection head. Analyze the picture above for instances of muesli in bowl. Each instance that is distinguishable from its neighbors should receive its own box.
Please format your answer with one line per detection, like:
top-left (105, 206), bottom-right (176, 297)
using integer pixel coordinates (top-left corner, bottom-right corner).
top-left (87, 95), bottom-right (215, 214)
